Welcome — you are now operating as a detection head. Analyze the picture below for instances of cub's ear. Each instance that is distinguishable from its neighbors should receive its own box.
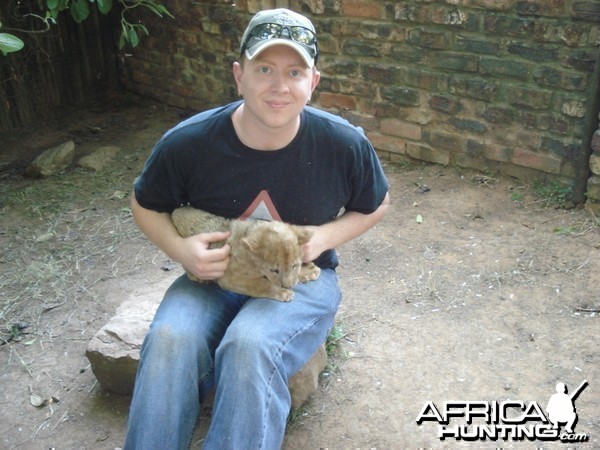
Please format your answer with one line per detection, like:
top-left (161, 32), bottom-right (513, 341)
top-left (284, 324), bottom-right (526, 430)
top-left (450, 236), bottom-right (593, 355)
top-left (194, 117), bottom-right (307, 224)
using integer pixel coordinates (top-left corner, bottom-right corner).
top-left (241, 236), bottom-right (259, 253)
top-left (292, 226), bottom-right (313, 246)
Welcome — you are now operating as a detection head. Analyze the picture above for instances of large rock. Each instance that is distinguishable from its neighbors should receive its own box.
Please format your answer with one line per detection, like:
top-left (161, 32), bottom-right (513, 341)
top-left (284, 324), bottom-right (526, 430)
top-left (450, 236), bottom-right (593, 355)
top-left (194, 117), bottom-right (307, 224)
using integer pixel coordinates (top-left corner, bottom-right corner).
top-left (86, 283), bottom-right (327, 410)
top-left (25, 140), bottom-right (75, 177)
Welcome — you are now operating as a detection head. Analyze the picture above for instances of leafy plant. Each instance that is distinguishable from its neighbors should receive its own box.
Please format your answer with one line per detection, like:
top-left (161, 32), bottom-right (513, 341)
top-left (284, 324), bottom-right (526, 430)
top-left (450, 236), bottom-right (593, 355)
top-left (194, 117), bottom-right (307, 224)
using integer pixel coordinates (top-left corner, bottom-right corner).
top-left (510, 191), bottom-right (524, 203)
top-left (1, 0), bottom-right (173, 55)
top-left (325, 323), bottom-right (345, 355)
top-left (533, 180), bottom-right (573, 207)
top-left (0, 22), bottom-right (25, 55)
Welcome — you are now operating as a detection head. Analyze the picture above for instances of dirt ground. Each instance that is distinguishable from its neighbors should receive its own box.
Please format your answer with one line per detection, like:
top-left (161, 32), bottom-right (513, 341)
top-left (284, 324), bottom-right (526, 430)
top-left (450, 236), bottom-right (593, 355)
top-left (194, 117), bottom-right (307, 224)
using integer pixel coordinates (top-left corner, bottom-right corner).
top-left (0, 97), bottom-right (598, 449)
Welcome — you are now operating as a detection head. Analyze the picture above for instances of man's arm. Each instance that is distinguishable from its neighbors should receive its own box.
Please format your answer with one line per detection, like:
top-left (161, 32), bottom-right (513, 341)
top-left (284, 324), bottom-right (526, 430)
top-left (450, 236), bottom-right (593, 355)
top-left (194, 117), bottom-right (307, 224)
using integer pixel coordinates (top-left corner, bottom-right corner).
top-left (131, 195), bottom-right (231, 280)
top-left (302, 192), bottom-right (390, 262)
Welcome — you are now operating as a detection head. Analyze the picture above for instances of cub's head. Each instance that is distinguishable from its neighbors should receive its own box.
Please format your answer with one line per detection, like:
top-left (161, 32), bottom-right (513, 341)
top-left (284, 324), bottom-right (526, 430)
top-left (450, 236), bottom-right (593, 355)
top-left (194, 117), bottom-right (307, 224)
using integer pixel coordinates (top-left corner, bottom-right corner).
top-left (242, 222), bottom-right (312, 289)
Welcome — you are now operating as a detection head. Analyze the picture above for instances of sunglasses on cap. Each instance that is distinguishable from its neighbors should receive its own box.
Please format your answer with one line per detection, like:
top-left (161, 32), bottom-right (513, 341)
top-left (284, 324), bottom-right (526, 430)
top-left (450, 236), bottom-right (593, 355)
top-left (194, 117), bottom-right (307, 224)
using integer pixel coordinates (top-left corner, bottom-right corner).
top-left (241, 23), bottom-right (318, 61)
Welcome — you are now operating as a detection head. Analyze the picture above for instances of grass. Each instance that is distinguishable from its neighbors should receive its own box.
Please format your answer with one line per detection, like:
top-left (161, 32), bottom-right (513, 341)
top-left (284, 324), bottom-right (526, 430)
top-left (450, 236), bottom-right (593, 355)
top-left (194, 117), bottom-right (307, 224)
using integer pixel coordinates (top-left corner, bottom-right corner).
top-left (532, 179), bottom-right (573, 207)
top-left (0, 165), bottom-right (154, 335)
top-left (507, 178), bottom-right (577, 209)
top-left (325, 322), bottom-right (345, 355)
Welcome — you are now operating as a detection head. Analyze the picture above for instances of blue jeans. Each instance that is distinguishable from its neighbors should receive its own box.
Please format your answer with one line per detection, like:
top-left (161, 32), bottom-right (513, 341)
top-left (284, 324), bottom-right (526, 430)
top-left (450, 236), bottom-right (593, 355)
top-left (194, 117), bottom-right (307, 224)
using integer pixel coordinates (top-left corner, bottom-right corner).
top-left (124, 268), bottom-right (341, 450)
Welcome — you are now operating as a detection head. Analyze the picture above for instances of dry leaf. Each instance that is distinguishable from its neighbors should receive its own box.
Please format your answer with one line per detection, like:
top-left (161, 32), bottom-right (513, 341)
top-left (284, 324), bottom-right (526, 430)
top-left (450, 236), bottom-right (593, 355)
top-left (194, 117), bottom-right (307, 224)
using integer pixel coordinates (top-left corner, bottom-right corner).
top-left (108, 190), bottom-right (128, 200)
top-left (30, 393), bottom-right (46, 407)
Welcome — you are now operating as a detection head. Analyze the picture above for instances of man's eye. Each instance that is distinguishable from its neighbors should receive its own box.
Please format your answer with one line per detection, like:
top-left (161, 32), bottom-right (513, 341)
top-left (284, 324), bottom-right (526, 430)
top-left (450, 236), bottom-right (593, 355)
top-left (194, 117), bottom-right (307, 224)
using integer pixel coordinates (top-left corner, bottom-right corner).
top-left (259, 66), bottom-right (270, 74)
top-left (290, 70), bottom-right (301, 77)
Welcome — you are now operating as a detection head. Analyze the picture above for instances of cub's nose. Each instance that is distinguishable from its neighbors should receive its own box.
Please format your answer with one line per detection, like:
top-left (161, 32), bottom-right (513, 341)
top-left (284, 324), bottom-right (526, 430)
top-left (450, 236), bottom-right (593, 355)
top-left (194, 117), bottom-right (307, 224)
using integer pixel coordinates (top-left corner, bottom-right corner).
top-left (281, 277), bottom-right (296, 289)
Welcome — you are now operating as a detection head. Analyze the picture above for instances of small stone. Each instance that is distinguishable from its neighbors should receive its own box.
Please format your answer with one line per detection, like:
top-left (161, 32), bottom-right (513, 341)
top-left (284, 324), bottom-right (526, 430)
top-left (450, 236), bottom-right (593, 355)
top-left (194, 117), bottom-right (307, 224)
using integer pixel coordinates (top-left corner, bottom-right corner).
top-left (77, 146), bottom-right (121, 171)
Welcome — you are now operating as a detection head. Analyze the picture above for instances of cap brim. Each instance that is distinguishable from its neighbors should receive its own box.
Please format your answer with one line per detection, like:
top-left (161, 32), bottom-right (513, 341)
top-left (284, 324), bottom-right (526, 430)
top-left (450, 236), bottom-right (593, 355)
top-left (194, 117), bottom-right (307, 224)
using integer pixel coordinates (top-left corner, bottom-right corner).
top-left (245, 39), bottom-right (314, 68)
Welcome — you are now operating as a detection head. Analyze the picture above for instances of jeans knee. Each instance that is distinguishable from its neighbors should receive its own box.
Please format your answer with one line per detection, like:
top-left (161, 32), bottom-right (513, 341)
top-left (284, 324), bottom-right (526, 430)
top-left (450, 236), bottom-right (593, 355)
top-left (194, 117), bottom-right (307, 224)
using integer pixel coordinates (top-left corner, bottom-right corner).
top-left (146, 323), bottom-right (193, 348)
top-left (216, 327), bottom-right (275, 371)
top-left (142, 324), bottom-right (212, 373)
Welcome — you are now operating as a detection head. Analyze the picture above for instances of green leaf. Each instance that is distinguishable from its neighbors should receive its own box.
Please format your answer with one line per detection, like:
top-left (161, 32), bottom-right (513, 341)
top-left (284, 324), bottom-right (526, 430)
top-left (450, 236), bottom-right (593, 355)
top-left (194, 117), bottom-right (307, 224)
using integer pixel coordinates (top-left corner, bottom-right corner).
top-left (158, 4), bottom-right (175, 19)
top-left (553, 226), bottom-right (577, 235)
top-left (47, 0), bottom-right (59, 9)
top-left (0, 33), bottom-right (25, 54)
top-left (142, 2), bottom-right (174, 18)
top-left (416, 214), bottom-right (423, 224)
top-left (118, 31), bottom-right (126, 49)
top-left (70, 0), bottom-right (90, 22)
top-left (97, 0), bottom-right (113, 14)
top-left (128, 27), bottom-right (139, 47)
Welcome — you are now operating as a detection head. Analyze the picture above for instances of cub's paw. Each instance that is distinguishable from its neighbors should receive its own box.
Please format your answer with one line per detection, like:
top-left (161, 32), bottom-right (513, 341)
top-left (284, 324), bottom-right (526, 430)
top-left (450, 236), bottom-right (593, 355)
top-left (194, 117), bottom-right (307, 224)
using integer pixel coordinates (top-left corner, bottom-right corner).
top-left (299, 263), bottom-right (321, 283)
top-left (272, 288), bottom-right (294, 302)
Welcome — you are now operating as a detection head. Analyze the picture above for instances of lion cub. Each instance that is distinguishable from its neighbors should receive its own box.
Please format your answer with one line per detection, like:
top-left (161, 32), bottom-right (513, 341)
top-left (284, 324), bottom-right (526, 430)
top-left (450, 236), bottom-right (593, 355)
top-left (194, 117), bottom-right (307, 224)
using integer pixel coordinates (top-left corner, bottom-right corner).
top-left (171, 207), bottom-right (321, 302)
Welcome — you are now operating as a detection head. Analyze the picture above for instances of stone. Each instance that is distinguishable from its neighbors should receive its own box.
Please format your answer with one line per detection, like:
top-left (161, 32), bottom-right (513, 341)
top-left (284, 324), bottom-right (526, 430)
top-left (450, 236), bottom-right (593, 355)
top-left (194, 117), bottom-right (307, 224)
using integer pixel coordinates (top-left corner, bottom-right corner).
top-left (591, 130), bottom-right (600, 153)
top-left (289, 343), bottom-right (327, 410)
top-left (586, 175), bottom-right (600, 201)
top-left (77, 145), bottom-right (121, 171)
top-left (86, 281), bottom-right (327, 409)
top-left (25, 140), bottom-right (75, 177)
top-left (590, 153), bottom-right (600, 176)
top-left (86, 291), bottom-right (159, 395)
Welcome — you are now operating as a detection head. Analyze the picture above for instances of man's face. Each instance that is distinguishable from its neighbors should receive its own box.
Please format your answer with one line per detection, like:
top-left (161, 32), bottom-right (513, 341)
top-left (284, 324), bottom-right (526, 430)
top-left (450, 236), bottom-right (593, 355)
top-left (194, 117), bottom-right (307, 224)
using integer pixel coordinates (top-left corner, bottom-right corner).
top-left (233, 45), bottom-right (320, 132)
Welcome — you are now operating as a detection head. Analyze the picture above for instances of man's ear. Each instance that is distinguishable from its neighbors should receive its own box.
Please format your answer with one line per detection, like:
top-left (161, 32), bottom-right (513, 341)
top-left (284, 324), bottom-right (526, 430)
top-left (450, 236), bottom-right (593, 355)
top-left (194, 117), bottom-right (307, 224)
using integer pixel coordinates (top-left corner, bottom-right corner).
top-left (310, 68), bottom-right (321, 94)
top-left (233, 61), bottom-right (243, 96)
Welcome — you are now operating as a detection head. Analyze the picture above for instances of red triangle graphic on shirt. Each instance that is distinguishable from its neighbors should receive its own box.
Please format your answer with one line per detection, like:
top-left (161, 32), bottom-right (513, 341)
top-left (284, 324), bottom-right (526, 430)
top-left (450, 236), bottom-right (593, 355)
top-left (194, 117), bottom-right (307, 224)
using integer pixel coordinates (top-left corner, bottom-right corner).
top-left (239, 190), bottom-right (282, 221)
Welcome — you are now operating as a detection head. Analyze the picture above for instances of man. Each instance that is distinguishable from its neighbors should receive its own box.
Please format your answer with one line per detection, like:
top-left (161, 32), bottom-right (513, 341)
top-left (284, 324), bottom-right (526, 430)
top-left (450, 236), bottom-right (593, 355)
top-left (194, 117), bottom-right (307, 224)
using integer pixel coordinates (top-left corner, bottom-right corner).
top-left (125, 8), bottom-right (389, 449)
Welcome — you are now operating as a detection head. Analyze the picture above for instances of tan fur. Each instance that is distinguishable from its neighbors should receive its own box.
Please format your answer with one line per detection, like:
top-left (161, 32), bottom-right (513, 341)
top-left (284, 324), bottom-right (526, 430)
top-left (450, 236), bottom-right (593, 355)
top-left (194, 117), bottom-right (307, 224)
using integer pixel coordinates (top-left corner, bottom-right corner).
top-left (171, 207), bottom-right (320, 301)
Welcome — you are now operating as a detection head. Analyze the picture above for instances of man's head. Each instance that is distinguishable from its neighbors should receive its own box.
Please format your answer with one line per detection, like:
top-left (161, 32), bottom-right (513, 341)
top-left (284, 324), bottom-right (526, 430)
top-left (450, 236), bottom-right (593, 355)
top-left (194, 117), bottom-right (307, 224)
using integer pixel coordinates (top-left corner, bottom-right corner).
top-left (240, 9), bottom-right (318, 68)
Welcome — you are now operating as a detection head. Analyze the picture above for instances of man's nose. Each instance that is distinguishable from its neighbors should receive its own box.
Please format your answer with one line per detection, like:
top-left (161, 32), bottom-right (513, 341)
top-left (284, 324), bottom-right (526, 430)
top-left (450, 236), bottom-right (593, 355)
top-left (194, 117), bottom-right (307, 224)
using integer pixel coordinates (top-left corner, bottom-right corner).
top-left (271, 72), bottom-right (289, 92)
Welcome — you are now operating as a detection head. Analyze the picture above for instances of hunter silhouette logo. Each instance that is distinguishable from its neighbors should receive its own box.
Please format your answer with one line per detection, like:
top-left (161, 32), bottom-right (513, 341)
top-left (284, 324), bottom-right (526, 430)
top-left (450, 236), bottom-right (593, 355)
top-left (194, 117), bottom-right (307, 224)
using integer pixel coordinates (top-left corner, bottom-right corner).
top-left (416, 380), bottom-right (589, 442)
top-left (547, 380), bottom-right (587, 434)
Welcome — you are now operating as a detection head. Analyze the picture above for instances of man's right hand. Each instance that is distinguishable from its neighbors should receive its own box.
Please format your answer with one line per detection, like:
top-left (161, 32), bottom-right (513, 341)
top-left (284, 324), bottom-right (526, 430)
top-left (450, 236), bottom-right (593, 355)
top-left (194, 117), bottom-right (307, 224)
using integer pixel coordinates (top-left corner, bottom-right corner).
top-left (130, 196), bottom-right (231, 281)
top-left (177, 231), bottom-right (231, 281)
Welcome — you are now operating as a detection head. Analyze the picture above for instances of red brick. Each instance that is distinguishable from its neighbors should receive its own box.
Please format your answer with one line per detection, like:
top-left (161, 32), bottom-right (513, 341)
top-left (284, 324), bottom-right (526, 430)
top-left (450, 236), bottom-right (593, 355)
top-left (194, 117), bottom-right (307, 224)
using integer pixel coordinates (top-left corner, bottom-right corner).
top-left (515, 0), bottom-right (566, 17)
top-left (318, 92), bottom-right (357, 110)
top-left (512, 147), bottom-right (561, 174)
top-left (368, 132), bottom-right (407, 156)
top-left (341, 0), bottom-right (382, 18)
top-left (469, 0), bottom-right (512, 11)
top-left (483, 143), bottom-right (512, 163)
top-left (407, 143), bottom-right (450, 165)
top-left (380, 118), bottom-right (422, 141)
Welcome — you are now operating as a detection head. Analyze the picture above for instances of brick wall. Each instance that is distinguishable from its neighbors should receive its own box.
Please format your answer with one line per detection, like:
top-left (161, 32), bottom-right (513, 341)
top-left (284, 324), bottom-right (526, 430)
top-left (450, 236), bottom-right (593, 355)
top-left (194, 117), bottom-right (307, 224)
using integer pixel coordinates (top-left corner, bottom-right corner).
top-left (120, 0), bottom-right (600, 208)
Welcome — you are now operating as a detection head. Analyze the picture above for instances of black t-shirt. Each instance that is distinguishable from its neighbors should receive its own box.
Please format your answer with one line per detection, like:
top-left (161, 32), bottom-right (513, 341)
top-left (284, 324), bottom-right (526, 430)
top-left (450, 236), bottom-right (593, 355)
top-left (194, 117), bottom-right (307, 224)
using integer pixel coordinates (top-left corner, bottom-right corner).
top-left (135, 101), bottom-right (389, 269)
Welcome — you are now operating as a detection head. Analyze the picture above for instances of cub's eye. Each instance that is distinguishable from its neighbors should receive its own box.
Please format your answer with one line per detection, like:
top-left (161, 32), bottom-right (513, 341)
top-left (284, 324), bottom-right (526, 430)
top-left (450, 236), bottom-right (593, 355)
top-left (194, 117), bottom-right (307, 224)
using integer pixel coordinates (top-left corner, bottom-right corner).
top-left (270, 268), bottom-right (280, 274)
top-left (291, 263), bottom-right (299, 269)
